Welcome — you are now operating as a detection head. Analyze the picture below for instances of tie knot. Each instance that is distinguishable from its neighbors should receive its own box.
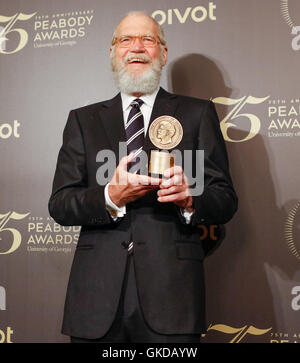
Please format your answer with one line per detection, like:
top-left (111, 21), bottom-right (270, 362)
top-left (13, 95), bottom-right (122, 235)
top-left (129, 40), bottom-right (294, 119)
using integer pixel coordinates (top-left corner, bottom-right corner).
top-left (130, 98), bottom-right (144, 109)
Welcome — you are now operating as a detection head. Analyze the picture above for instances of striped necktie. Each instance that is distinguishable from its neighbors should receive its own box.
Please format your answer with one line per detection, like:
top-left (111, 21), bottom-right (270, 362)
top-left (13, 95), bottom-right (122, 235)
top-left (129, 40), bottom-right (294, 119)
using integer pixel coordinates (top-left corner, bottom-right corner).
top-left (125, 98), bottom-right (145, 171)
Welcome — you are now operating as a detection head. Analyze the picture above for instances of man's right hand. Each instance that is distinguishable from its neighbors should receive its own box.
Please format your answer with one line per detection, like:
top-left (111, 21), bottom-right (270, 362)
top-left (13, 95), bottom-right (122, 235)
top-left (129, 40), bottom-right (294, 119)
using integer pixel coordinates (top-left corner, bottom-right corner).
top-left (108, 153), bottom-right (161, 208)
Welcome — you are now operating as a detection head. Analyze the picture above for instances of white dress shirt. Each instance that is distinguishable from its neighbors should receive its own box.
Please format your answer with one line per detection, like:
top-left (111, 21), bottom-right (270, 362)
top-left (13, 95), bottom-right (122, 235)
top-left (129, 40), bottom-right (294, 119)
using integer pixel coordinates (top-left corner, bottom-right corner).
top-left (104, 89), bottom-right (194, 224)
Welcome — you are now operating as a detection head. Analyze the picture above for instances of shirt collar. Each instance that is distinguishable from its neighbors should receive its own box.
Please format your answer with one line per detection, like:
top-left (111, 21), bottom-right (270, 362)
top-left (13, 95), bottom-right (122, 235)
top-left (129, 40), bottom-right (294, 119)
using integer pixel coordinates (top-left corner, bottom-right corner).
top-left (121, 88), bottom-right (160, 111)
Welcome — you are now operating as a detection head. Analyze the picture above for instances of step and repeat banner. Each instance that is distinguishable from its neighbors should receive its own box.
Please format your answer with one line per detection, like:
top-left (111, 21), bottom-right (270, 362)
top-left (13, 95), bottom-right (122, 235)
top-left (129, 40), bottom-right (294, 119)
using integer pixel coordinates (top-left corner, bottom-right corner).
top-left (0, 0), bottom-right (299, 343)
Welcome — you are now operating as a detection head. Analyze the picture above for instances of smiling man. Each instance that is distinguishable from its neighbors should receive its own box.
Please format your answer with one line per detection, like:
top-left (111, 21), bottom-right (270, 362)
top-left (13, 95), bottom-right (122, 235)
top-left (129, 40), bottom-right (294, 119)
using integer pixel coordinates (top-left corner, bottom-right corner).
top-left (49, 11), bottom-right (238, 343)
top-left (110, 13), bottom-right (167, 97)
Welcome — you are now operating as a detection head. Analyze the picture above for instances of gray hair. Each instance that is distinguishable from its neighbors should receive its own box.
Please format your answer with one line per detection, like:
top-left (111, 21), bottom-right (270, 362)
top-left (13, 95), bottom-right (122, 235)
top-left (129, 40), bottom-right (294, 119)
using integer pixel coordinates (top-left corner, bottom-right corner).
top-left (111, 11), bottom-right (166, 46)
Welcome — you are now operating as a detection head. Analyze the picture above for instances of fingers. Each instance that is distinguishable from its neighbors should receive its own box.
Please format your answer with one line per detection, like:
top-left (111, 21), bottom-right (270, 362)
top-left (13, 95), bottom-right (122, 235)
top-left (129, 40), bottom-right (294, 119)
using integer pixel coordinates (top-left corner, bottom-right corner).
top-left (158, 166), bottom-right (190, 204)
top-left (117, 154), bottom-right (161, 187)
top-left (119, 153), bottom-right (135, 171)
top-left (119, 154), bottom-right (161, 186)
top-left (158, 185), bottom-right (185, 197)
top-left (163, 165), bottom-right (183, 179)
top-left (127, 173), bottom-right (161, 186)
top-left (157, 190), bottom-right (189, 203)
top-left (160, 173), bottom-right (183, 188)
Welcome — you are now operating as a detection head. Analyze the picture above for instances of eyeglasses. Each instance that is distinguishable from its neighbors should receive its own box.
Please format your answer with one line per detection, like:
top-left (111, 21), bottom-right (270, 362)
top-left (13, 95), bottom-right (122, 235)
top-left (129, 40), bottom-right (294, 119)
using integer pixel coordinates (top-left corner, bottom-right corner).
top-left (112, 35), bottom-right (163, 48)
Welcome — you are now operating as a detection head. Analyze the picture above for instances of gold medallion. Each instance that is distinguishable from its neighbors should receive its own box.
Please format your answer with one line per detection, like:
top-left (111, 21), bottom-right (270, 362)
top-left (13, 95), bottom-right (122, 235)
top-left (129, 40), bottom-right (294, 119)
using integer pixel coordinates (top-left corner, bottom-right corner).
top-left (149, 116), bottom-right (183, 150)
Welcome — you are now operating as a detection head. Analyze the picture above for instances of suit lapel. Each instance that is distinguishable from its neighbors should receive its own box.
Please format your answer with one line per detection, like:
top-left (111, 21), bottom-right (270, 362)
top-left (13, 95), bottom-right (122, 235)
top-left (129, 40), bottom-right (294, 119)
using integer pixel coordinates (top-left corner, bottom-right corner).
top-left (98, 93), bottom-right (126, 161)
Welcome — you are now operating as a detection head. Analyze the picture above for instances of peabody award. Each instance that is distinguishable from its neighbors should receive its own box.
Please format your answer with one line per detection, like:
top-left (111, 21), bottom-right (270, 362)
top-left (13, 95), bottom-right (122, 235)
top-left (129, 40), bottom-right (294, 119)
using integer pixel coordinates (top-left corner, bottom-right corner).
top-left (148, 115), bottom-right (183, 177)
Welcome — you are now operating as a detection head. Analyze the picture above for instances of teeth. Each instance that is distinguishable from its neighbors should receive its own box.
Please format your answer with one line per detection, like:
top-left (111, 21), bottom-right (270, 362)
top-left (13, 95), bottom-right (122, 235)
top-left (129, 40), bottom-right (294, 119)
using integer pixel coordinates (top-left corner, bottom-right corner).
top-left (128, 58), bottom-right (145, 63)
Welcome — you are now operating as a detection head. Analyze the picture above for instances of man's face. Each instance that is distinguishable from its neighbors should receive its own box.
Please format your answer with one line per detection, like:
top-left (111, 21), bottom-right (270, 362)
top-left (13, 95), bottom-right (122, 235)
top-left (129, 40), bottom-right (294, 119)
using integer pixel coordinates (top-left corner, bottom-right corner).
top-left (157, 124), bottom-right (168, 139)
top-left (110, 14), bottom-right (167, 77)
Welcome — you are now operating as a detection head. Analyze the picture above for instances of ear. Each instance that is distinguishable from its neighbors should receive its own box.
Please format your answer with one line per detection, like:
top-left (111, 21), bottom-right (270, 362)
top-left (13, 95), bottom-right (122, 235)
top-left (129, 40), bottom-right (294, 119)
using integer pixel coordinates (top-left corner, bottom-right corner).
top-left (162, 45), bottom-right (168, 66)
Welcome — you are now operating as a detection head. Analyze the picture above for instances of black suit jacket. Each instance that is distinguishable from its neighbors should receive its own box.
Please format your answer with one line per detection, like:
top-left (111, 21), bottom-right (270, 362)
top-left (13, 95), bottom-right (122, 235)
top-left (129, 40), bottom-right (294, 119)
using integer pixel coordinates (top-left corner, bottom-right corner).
top-left (49, 88), bottom-right (238, 339)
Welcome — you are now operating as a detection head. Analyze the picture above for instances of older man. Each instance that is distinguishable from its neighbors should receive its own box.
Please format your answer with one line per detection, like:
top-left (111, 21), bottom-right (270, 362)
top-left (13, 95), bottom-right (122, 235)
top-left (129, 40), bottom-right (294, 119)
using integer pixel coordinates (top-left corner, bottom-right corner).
top-left (49, 11), bottom-right (238, 343)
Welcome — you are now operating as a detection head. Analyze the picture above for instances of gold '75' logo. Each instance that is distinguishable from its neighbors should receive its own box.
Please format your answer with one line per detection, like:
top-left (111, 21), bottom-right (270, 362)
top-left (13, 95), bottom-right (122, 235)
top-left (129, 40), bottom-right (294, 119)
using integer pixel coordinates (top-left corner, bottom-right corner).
top-left (0, 12), bottom-right (36, 54)
top-left (212, 96), bottom-right (270, 143)
top-left (0, 212), bottom-right (30, 254)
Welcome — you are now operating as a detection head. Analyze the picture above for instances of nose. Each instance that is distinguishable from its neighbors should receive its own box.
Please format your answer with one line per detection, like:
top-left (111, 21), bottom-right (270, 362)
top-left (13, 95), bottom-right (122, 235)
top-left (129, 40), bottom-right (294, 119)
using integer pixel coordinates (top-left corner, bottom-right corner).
top-left (130, 37), bottom-right (145, 52)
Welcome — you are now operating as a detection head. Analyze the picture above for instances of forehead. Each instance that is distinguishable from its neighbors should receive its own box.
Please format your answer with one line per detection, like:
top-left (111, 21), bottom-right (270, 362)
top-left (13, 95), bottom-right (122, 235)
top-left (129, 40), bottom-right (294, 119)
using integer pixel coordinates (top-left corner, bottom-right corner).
top-left (116, 14), bottom-right (159, 36)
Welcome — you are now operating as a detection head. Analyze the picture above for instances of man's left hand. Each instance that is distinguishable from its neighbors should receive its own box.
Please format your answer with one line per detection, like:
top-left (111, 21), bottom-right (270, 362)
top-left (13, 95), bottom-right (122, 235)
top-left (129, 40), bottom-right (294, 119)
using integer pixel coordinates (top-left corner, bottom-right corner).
top-left (157, 166), bottom-right (194, 212)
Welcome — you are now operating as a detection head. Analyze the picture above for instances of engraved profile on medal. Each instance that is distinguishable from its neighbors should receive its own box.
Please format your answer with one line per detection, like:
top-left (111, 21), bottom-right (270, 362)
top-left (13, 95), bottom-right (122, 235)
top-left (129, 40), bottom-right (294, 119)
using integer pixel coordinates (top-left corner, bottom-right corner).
top-left (149, 116), bottom-right (183, 150)
top-left (156, 120), bottom-right (176, 145)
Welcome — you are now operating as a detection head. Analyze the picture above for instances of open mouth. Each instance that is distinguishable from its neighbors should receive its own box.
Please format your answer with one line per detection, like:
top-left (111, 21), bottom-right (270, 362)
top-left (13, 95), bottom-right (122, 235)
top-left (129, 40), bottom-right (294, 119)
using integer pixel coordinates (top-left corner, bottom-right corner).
top-left (127, 58), bottom-right (148, 64)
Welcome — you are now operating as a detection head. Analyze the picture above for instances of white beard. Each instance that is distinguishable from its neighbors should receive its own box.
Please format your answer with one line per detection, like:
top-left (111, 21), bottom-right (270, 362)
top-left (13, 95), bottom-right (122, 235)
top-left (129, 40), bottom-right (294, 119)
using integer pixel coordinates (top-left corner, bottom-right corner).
top-left (111, 49), bottom-right (164, 95)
